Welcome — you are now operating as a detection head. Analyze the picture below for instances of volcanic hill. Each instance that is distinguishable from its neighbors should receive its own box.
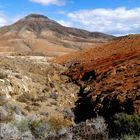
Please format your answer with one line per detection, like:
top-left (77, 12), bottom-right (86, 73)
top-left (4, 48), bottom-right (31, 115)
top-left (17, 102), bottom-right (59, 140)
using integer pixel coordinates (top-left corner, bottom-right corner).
top-left (0, 14), bottom-right (114, 56)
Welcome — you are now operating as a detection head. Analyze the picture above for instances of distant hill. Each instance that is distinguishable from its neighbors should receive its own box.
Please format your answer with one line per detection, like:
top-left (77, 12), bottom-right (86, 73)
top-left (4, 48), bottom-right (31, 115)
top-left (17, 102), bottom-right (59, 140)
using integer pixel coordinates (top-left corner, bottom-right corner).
top-left (0, 14), bottom-right (114, 56)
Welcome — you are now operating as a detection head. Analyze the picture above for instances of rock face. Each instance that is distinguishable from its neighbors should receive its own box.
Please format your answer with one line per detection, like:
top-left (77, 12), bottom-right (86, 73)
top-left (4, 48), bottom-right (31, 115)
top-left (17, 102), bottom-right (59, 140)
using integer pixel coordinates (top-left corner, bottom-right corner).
top-left (55, 34), bottom-right (140, 122)
top-left (0, 14), bottom-right (114, 56)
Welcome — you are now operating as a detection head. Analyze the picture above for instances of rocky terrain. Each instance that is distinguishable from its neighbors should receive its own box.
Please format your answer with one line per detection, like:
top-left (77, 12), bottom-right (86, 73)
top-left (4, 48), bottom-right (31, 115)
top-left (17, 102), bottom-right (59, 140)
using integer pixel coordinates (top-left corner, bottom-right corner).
top-left (0, 14), bottom-right (114, 56)
top-left (0, 56), bottom-right (109, 140)
top-left (0, 56), bottom-right (80, 124)
top-left (0, 56), bottom-right (79, 139)
top-left (54, 34), bottom-right (140, 122)
top-left (0, 14), bottom-right (139, 140)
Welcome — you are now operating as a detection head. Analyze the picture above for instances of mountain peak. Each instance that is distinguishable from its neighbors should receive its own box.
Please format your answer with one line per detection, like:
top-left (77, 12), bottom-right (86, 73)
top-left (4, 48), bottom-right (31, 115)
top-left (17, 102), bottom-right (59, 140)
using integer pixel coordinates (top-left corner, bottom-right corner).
top-left (22, 14), bottom-right (49, 21)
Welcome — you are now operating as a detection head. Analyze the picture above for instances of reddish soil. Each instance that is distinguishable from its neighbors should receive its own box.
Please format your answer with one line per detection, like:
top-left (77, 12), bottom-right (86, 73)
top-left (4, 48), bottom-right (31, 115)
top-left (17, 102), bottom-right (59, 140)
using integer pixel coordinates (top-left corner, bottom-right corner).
top-left (54, 34), bottom-right (140, 120)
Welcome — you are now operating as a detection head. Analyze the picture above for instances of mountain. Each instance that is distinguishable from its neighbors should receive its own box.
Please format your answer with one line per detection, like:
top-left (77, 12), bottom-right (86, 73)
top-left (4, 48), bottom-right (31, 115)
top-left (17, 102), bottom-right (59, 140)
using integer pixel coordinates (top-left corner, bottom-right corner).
top-left (0, 14), bottom-right (114, 56)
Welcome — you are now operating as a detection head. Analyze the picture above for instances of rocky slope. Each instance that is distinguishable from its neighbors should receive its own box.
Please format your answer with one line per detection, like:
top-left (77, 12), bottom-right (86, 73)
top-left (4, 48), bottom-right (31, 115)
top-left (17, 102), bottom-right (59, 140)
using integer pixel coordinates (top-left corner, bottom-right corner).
top-left (0, 56), bottom-right (109, 140)
top-left (0, 56), bottom-right (79, 126)
top-left (0, 14), bottom-right (114, 56)
top-left (54, 34), bottom-right (140, 122)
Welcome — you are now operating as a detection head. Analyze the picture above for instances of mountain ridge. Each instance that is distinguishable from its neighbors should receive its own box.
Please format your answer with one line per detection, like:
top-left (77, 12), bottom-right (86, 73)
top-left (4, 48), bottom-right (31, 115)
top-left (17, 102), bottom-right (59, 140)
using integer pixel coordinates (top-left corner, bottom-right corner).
top-left (0, 14), bottom-right (115, 56)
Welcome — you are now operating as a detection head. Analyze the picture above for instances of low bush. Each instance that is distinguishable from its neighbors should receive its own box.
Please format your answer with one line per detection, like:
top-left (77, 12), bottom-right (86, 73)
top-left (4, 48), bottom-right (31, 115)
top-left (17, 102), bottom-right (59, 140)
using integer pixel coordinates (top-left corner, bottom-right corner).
top-left (122, 135), bottom-right (140, 140)
top-left (47, 116), bottom-right (71, 131)
top-left (12, 119), bottom-right (30, 132)
top-left (108, 113), bottom-right (140, 138)
top-left (0, 123), bottom-right (20, 140)
top-left (29, 119), bottom-right (50, 139)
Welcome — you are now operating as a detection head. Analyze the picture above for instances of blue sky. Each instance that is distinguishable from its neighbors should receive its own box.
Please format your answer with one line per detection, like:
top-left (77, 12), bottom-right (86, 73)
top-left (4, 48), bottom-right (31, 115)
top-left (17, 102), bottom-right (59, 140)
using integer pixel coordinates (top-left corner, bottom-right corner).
top-left (0, 0), bottom-right (140, 35)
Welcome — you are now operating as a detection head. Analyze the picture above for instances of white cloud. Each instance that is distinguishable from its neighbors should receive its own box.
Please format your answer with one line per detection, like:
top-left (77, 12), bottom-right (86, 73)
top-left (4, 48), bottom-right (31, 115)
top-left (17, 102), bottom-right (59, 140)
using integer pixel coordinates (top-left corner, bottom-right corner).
top-left (0, 7), bottom-right (140, 36)
top-left (30, 0), bottom-right (65, 6)
top-left (57, 10), bottom-right (66, 14)
top-left (67, 7), bottom-right (140, 35)
top-left (0, 12), bottom-right (27, 27)
top-left (0, 13), bottom-right (8, 27)
top-left (0, 13), bottom-right (25, 27)
top-left (57, 20), bottom-right (73, 27)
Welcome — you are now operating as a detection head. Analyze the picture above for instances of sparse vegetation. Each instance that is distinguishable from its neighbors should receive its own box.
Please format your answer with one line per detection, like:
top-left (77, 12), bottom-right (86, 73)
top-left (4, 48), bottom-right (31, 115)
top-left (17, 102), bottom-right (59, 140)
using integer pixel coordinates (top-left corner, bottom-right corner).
top-left (0, 123), bottom-right (20, 140)
top-left (122, 135), bottom-right (140, 140)
top-left (47, 116), bottom-right (72, 131)
top-left (12, 119), bottom-right (30, 132)
top-left (108, 113), bottom-right (140, 139)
